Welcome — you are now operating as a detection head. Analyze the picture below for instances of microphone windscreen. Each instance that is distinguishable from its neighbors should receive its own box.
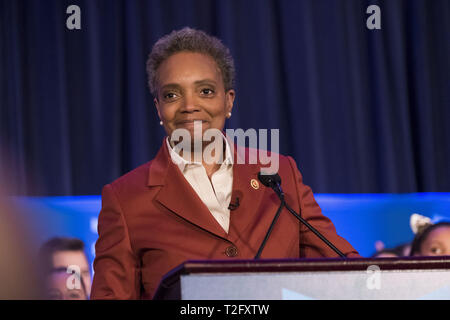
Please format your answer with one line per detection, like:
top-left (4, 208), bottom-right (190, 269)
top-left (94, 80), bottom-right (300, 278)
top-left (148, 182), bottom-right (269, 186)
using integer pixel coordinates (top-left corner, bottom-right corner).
top-left (257, 172), bottom-right (281, 188)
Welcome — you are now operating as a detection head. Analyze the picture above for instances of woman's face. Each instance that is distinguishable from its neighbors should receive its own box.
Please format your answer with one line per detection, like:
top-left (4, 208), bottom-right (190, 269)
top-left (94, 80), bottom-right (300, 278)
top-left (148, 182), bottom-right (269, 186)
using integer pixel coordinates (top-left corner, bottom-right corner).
top-left (420, 226), bottom-right (450, 256)
top-left (154, 51), bottom-right (235, 139)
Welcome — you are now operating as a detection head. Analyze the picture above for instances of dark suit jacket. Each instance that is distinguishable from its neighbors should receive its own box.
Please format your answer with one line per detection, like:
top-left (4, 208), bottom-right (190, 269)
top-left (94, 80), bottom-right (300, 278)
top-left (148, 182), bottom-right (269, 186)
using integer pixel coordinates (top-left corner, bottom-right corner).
top-left (91, 140), bottom-right (359, 299)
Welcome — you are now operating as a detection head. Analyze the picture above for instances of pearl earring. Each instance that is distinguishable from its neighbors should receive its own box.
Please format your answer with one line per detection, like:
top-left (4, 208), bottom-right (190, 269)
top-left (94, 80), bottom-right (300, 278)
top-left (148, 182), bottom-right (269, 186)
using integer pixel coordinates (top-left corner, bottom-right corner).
top-left (227, 112), bottom-right (232, 118)
top-left (159, 121), bottom-right (163, 126)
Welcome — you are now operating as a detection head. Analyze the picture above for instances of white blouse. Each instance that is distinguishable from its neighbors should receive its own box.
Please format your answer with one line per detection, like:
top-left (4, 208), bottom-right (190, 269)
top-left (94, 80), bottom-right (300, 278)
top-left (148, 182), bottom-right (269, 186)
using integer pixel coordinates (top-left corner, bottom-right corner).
top-left (166, 136), bottom-right (234, 233)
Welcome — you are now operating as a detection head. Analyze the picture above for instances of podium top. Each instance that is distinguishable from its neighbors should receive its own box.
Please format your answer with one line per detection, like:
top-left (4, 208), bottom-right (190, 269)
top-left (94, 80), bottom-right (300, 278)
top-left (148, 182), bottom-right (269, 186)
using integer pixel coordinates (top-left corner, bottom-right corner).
top-left (154, 256), bottom-right (450, 299)
top-left (165, 256), bottom-right (449, 275)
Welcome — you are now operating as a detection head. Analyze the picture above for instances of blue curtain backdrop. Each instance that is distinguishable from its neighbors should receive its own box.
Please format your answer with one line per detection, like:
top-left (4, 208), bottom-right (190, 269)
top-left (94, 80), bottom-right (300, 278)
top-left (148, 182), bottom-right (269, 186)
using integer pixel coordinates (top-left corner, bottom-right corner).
top-left (1, 0), bottom-right (449, 196)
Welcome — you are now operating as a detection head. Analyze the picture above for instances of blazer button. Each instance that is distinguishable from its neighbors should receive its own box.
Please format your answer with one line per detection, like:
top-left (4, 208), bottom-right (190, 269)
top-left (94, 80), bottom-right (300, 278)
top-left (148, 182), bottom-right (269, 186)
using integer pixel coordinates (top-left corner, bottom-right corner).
top-left (225, 246), bottom-right (238, 257)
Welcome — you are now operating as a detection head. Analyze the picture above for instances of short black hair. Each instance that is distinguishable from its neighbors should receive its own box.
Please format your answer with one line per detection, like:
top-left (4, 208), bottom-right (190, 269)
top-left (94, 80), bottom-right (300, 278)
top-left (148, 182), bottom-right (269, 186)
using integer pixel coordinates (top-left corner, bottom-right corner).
top-left (409, 221), bottom-right (450, 256)
top-left (146, 27), bottom-right (235, 97)
top-left (38, 237), bottom-right (85, 274)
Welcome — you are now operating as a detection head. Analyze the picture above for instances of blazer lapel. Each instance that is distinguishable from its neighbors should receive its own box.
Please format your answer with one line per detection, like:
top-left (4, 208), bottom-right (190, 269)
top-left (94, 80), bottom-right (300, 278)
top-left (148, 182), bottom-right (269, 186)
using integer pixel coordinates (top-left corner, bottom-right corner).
top-left (226, 146), bottom-right (272, 244)
top-left (147, 140), bottom-right (229, 240)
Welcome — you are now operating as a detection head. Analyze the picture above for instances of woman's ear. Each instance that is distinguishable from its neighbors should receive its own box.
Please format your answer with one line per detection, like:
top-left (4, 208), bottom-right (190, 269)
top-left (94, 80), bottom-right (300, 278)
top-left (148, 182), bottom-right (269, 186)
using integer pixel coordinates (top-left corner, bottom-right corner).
top-left (226, 89), bottom-right (235, 115)
top-left (154, 97), bottom-right (162, 120)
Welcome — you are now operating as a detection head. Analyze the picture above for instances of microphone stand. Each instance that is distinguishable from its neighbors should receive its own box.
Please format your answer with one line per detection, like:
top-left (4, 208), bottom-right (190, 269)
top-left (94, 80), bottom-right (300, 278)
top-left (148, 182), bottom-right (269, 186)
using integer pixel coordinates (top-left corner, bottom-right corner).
top-left (254, 197), bottom-right (285, 259)
top-left (283, 201), bottom-right (346, 258)
top-left (255, 178), bottom-right (346, 259)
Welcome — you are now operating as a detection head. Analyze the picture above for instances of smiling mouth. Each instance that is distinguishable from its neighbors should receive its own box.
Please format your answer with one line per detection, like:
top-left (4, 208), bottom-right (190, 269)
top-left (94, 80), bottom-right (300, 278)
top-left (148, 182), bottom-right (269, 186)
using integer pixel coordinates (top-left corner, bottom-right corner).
top-left (176, 120), bottom-right (207, 126)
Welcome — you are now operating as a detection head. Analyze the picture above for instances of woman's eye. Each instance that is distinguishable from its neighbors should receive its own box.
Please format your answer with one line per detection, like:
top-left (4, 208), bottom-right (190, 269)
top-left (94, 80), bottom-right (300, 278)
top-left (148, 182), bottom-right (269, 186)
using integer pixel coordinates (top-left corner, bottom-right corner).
top-left (163, 92), bottom-right (178, 100)
top-left (200, 88), bottom-right (214, 95)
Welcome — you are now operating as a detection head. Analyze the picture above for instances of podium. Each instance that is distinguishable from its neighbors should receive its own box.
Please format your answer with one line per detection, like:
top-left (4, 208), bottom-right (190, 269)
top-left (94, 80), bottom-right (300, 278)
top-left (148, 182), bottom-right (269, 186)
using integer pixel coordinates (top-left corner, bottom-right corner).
top-left (154, 257), bottom-right (450, 300)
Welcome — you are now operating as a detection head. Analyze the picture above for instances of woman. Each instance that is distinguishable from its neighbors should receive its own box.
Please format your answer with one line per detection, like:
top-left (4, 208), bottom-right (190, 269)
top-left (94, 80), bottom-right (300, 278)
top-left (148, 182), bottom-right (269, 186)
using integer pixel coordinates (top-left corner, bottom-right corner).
top-left (91, 27), bottom-right (359, 300)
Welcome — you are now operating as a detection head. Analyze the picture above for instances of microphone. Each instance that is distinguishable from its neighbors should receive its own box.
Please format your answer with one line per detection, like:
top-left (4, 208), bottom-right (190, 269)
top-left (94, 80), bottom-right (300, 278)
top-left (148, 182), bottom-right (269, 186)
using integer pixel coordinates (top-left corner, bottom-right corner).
top-left (257, 174), bottom-right (284, 198)
top-left (255, 172), bottom-right (346, 258)
top-left (228, 197), bottom-right (240, 211)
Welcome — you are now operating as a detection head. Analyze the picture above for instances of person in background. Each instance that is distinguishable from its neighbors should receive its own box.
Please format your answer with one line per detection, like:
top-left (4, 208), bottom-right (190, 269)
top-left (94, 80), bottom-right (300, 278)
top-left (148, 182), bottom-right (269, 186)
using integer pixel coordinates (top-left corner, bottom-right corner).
top-left (39, 237), bottom-right (91, 300)
top-left (0, 196), bottom-right (45, 299)
top-left (370, 213), bottom-right (450, 258)
top-left (0, 147), bottom-right (45, 299)
top-left (371, 242), bottom-right (411, 258)
top-left (409, 221), bottom-right (450, 256)
top-left (45, 268), bottom-right (88, 300)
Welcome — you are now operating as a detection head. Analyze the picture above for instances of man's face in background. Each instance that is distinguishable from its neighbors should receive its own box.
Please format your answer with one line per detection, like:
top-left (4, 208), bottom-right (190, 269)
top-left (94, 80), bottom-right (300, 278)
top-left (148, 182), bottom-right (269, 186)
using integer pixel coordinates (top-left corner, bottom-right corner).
top-left (46, 270), bottom-right (87, 300)
top-left (51, 250), bottom-right (91, 299)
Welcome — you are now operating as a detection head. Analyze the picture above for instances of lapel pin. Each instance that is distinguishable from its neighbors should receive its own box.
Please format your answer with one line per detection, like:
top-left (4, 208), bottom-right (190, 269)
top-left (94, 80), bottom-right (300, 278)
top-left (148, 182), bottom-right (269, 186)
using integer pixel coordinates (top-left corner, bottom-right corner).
top-left (250, 179), bottom-right (259, 190)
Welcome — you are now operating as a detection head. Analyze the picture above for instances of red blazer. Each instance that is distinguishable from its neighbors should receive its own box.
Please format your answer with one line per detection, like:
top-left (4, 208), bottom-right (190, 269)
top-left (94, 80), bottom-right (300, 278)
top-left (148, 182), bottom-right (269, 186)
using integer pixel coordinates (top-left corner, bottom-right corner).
top-left (91, 140), bottom-right (359, 299)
